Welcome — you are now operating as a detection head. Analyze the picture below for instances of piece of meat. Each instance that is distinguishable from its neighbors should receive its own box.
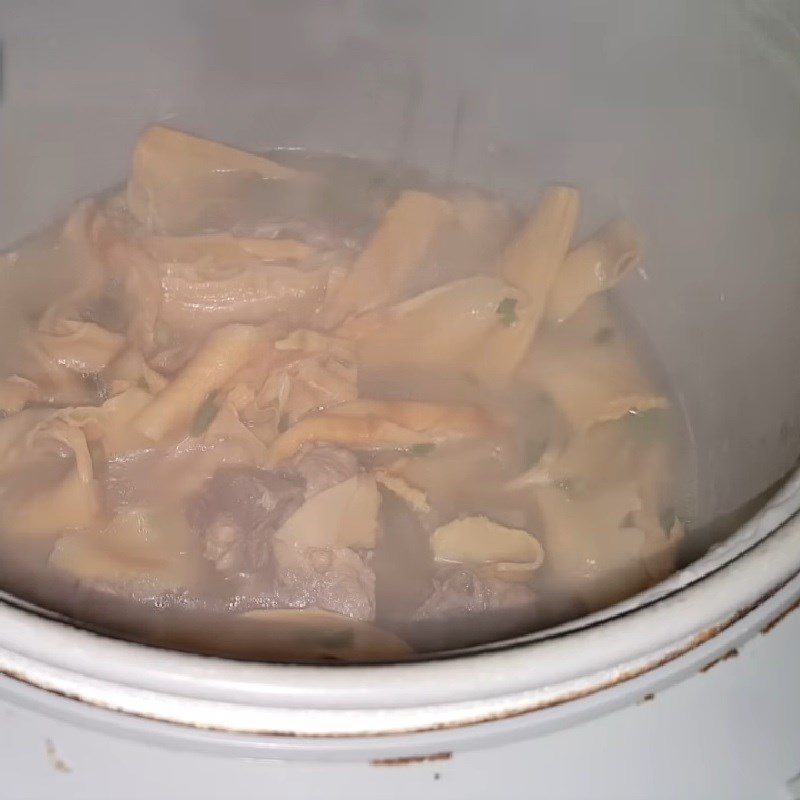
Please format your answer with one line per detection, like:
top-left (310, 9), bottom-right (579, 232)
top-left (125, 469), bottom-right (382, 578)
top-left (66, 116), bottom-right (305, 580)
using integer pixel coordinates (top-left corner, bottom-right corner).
top-left (270, 541), bottom-right (375, 620)
top-left (415, 565), bottom-right (535, 622)
top-left (187, 467), bottom-right (305, 574)
top-left (374, 487), bottom-right (434, 623)
top-left (185, 448), bottom-right (372, 615)
top-left (285, 444), bottom-right (359, 498)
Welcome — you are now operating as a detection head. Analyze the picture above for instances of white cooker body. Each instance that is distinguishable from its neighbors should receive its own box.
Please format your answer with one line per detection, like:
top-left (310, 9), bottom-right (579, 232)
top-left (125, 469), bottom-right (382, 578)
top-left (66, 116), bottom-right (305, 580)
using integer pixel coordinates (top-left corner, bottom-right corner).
top-left (2, 568), bottom-right (800, 798)
top-left (2, 0), bottom-right (800, 794)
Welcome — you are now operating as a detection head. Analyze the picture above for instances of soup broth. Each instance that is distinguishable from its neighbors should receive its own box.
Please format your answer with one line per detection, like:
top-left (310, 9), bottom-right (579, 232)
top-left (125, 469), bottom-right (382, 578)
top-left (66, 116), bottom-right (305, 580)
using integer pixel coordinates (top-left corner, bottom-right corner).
top-left (0, 127), bottom-right (684, 661)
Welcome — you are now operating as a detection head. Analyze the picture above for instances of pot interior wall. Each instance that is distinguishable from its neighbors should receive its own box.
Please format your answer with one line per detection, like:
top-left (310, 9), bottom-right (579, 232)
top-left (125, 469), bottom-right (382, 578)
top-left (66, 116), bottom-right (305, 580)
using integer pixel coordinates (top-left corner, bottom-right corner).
top-left (2, 0), bottom-right (800, 537)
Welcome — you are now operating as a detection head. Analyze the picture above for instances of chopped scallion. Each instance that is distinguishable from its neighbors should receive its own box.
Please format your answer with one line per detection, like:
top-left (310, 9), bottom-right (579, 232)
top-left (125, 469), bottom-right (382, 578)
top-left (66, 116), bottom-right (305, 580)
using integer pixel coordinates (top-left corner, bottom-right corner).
top-left (191, 390), bottom-right (219, 435)
top-left (496, 297), bottom-right (518, 326)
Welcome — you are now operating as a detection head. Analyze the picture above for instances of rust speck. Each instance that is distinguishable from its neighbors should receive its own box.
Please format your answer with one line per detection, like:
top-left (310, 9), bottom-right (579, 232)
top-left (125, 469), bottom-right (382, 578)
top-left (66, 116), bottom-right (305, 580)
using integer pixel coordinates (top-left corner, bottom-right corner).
top-left (699, 648), bottom-right (739, 674)
top-left (371, 751), bottom-right (452, 767)
top-left (761, 595), bottom-right (800, 636)
top-left (45, 739), bottom-right (71, 774)
top-left (638, 692), bottom-right (655, 704)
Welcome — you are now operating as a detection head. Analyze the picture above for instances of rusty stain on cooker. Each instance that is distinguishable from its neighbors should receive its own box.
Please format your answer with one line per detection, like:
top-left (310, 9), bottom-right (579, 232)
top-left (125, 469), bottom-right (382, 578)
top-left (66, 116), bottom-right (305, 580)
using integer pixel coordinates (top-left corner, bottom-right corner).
top-left (760, 593), bottom-right (800, 636)
top-left (1, 572), bottom-right (799, 740)
top-left (45, 738), bottom-right (71, 774)
top-left (371, 751), bottom-right (451, 766)
top-left (699, 648), bottom-right (738, 673)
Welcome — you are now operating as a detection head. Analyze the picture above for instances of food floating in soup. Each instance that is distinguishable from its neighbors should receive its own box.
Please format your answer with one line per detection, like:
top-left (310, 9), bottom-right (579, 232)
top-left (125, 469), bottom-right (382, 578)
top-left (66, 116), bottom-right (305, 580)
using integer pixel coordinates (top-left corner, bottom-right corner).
top-left (0, 126), bottom-right (683, 660)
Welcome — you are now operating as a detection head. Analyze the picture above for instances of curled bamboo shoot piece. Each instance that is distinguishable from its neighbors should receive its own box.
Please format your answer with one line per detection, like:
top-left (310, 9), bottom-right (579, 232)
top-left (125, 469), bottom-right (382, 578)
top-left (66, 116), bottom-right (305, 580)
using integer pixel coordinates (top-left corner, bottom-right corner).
top-left (546, 219), bottom-right (641, 323)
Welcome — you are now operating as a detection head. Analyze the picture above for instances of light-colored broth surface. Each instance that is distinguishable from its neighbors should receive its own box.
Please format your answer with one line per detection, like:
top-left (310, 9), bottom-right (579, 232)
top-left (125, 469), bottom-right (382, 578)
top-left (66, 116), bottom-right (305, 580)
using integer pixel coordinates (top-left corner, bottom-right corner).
top-left (0, 127), bottom-right (683, 661)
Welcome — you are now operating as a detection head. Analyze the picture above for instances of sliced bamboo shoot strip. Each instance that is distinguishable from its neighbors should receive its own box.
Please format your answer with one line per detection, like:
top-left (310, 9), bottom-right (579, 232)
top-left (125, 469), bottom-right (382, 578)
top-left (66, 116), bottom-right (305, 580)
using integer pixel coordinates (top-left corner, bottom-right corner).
top-left (143, 234), bottom-right (314, 264)
top-left (268, 399), bottom-right (493, 464)
top-left (134, 324), bottom-right (265, 441)
top-left (127, 126), bottom-right (304, 231)
top-left (431, 515), bottom-right (544, 567)
top-left (321, 190), bottom-right (454, 323)
top-left (497, 185), bottom-right (580, 303)
top-left (275, 474), bottom-right (380, 549)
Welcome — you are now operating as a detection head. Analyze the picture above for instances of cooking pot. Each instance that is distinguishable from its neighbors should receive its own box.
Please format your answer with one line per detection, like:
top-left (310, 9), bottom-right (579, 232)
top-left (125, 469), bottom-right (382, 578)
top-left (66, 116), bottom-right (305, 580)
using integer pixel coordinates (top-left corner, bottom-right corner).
top-left (1, 0), bottom-right (799, 760)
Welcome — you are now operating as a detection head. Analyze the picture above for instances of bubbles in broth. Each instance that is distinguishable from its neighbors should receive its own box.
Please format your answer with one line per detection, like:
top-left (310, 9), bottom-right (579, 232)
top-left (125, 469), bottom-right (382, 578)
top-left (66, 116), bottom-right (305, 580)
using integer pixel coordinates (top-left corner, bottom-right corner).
top-left (0, 126), bottom-right (684, 662)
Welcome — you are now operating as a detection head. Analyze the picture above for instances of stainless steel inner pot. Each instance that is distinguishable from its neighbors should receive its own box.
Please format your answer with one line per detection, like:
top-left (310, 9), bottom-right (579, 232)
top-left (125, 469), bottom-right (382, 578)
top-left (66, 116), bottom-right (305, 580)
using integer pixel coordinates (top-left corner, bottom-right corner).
top-left (1, 0), bottom-right (799, 755)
